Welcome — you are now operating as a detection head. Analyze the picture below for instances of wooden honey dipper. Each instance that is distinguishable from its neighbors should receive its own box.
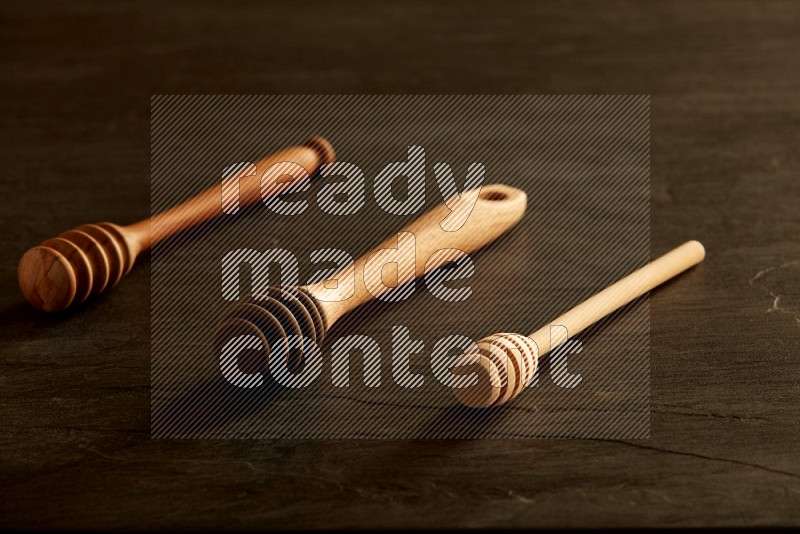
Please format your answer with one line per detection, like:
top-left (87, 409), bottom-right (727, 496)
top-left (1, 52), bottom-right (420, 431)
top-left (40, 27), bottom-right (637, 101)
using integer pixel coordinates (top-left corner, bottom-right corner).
top-left (217, 184), bottom-right (528, 371)
top-left (452, 240), bottom-right (706, 408)
top-left (18, 137), bottom-right (335, 312)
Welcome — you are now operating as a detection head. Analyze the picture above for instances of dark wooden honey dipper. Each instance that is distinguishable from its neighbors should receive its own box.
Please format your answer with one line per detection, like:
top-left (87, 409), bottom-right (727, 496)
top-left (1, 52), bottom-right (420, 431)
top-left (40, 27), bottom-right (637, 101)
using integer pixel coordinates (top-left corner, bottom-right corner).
top-left (451, 240), bottom-right (706, 408)
top-left (18, 137), bottom-right (335, 312)
top-left (218, 184), bottom-right (528, 370)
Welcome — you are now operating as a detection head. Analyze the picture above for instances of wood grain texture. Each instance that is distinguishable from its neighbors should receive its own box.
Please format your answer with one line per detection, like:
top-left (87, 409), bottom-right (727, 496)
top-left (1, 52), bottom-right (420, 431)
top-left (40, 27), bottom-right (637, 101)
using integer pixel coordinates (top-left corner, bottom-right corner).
top-left (453, 241), bottom-right (706, 408)
top-left (309, 184), bottom-right (527, 326)
top-left (215, 184), bottom-right (525, 381)
top-left (16, 139), bottom-right (332, 312)
top-left (1, 0), bottom-right (799, 529)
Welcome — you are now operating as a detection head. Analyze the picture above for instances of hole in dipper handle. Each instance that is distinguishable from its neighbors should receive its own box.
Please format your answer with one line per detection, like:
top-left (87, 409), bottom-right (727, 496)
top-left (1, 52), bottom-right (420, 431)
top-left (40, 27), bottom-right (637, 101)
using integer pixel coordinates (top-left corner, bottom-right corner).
top-left (479, 190), bottom-right (508, 201)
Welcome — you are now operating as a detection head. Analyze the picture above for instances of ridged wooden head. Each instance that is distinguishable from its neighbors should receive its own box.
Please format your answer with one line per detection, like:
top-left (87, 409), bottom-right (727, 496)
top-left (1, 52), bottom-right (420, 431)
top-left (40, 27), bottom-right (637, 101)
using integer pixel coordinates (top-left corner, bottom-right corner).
top-left (17, 137), bottom-right (335, 314)
top-left (452, 333), bottom-right (539, 408)
top-left (18, 222), bottom-right (137, 312)
top-left (215, 287), bottom-right (326, 372)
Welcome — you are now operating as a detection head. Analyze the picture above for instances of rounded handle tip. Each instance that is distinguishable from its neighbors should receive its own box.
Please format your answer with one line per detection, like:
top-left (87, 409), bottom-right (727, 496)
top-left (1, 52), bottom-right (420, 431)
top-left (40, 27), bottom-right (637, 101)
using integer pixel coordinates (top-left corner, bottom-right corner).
top-left (302, 136), bottom-right (336, 168)
top-left (475, 184), bottom-right (528, 218)
top-left (685, 240), bottom-right (706, 262)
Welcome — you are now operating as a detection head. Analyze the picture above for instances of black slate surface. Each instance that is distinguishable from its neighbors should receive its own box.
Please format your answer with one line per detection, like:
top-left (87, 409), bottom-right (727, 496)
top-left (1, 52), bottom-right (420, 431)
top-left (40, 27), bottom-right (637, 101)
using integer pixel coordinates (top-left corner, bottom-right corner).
top-left (1, 0), bottom-right (799, 529)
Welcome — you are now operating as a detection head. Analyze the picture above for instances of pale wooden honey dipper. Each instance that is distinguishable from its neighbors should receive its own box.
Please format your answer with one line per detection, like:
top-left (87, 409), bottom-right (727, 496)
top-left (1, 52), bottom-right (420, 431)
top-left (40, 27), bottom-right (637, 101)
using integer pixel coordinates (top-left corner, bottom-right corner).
top-left (18, 137), bottom-right (335, 312)
top-left (218, 184), bottom-right (528, 370)
top-left (452, 240), bottom-right (706, 408)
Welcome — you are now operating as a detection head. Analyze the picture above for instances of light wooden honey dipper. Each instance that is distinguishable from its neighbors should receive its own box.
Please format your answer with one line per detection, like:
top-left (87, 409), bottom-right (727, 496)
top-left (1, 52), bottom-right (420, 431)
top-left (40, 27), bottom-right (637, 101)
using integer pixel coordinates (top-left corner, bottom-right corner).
top-left (217, 184), bottom-right (528, 370)
top-left (452, 240), bottom-right (706, 408)
top-left (18, 137), bottom-right (335, 312)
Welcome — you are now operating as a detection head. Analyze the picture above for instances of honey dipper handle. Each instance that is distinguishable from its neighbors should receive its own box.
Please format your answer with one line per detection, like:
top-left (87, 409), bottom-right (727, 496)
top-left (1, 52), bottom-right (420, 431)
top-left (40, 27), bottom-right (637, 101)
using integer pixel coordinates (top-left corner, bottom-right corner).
top-left (528, 240), bottom-right (706, 357)
top-left (124, 137), bottom-right (334, 249)
top-left (310, 183), bottom-right (527, 325)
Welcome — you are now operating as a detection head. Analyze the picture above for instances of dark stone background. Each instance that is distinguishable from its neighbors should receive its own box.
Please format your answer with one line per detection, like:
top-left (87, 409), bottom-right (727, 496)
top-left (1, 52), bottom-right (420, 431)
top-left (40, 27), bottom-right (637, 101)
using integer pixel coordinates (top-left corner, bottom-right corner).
top-left (1, 0), bottom-right (798, 528)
